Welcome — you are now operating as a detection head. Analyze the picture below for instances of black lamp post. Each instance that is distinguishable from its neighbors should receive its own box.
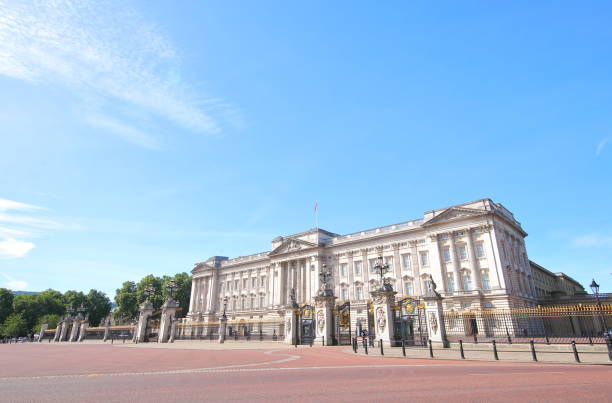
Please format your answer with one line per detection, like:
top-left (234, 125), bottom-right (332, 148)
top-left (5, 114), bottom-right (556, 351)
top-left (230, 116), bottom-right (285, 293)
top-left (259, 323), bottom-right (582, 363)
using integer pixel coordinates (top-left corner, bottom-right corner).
top-left (166, 280), bottom-right (178, 299)
top-left (373, 255), bottom-right (391, 291)
top-left (144, 285), bottom-right (155, 302)
top-left (590, 279), bottom-right (612, 360)
top-left (221, 296), bottom-right (229, 320)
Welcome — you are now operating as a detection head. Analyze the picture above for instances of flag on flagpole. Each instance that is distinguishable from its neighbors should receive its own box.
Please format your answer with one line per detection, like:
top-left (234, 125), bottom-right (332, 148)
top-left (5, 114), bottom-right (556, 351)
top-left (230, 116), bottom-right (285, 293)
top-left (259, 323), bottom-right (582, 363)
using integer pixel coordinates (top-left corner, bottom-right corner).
top-left (314, 200), bottom-right (319, 229)
top-left (314, 200), bottom-right (318, 212)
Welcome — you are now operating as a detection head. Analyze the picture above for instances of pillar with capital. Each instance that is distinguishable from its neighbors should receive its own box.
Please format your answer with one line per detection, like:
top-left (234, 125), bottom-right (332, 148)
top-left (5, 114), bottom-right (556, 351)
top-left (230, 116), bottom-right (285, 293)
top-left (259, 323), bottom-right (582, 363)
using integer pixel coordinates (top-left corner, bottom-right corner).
top-left (369, 255), bottom-right (398, 344)
top-left (285, 288), bottom-right (299, 344)
top-left (314, 264), bottom-right (336, 345)
top-left (134, 300), bottom-right (154, 343)
top-left (38, 320), bottom-right (48, 342)
top-left (158, 300), bottom-right (179, 343)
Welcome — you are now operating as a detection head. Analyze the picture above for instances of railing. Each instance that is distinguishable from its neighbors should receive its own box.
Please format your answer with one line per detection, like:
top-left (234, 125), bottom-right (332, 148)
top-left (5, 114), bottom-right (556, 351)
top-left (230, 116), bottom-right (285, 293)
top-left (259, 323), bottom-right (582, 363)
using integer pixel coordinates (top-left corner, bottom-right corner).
top-left (176, 320), bottom-right (285, 341)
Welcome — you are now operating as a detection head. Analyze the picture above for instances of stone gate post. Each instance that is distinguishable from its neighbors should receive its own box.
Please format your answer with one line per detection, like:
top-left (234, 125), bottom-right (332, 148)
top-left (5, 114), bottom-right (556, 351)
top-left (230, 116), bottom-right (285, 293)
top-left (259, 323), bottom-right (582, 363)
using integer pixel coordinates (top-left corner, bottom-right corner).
top-left (314, 295), bottom-right (336, 345)
top-left (370, 289), bottom-right (397, 344)
top-left (78, 319), bottom-right (89, 342)
top-left (54, 320), bottom-right (63, 342)
top-left (158, 298), bottom-right (179, 343)
top-left (59, 319), bottom-right (71, 341)
top-left (38, 321), bottom-right (48, 342)
top-left (134, 300), bottom-right (154, 343)
top-left (422, 277), bottom-right (449, 348)
top-left (69, 318), bottom-right (81, 342)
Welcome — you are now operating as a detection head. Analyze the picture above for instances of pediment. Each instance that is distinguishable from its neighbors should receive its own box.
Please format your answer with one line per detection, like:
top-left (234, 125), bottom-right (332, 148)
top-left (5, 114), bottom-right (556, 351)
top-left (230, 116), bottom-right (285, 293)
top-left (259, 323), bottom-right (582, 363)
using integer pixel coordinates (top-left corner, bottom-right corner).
top-left (269, 238), bottom-right (317, 256)
top-left (422, 207), bottom-right (486, 227)
top-left (192, 262), bottom-right (212, 274)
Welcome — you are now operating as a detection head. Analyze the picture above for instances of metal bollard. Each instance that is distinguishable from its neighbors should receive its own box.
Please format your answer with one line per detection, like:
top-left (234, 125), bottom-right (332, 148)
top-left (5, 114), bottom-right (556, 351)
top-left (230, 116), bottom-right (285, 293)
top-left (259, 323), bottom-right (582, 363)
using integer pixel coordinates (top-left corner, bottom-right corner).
top-left (123, 338), bottom-right (125, 344)
top-left (322, 336), bottom-right (325, 346)
top-left (571, 341), bottom-right (580, 363)
top-left (401, 340), bottom-right (406, 357)
top-left (380, 339), bottom-right (384, 356)
top-left (588, 335), bottom-right (593, 346)
top-left (507, 334), bottom-right (512, 345)
top-left (111, 338), bottom-right (114, 344)
top-left (428, 339), bottom-right (434, 358)
top-left (473, 334), bottom-right (478, 344)
top-left (492, 340), bottom-right (499, 360)
top-left (364, 340), bottom-right (368, 355)
top-left (310, 339), bottom-right (313, 347)
top-left (530, 340), bottom-right (538, 362)
top-left (459, 340), bottom-right (465, 359)
top-left (545, 334), bottom-right (550, 345)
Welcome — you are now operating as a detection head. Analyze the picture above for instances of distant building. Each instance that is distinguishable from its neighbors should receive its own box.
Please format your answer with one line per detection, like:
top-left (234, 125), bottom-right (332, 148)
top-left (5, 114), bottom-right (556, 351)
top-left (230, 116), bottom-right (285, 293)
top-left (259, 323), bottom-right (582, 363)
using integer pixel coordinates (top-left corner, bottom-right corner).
top-left (530, 261), bottom-right (586, 299)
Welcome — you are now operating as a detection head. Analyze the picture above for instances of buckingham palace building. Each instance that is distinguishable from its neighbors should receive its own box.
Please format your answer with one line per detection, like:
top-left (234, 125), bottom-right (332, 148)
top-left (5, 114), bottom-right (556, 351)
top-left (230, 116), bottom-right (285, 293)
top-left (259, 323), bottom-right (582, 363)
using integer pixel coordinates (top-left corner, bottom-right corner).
top-left (182, 199), bottom-right (541, 343)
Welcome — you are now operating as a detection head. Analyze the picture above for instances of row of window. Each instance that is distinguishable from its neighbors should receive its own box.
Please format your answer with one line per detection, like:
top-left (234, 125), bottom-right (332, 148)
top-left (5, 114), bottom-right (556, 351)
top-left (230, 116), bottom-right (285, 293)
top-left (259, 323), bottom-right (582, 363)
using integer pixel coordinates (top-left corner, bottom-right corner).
top-left (220, 276), bottom-right (267, 294)
top-left (223, 294), bottom-right (268, 311)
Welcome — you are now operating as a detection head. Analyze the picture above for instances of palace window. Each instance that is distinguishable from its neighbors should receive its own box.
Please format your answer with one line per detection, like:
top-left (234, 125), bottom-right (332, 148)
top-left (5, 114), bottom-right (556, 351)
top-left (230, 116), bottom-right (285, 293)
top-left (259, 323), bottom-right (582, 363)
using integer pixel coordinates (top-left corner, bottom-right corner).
top-left (234, 280), bottom-right (239, 291)
top-left (475, 243), bottom-right (485, 258)
top-left (340, 263), bottom-right (348, 277)
top-left (481, 270), bottom-right (491, 290)
top-left (340, 286), bottom-right (348, 301)
top-left (423, 278), bottom-right (433, 293)
top-left (259, 295), bottom-right (265, 307)
top-left (251, 277), bottom-right (257, 288)
top-left (403, 280), bottom-right (413, 295)
top-left (353, 261), bottom-right (362, 276)
top-left (260, 276), bottom-right (266, 287)
top-left (458, 245), bottom-right (468, 260)
top-left (384, 256), bottom-right (394, 268)
top-left (401, 254), bottom-right (411, 270)
top-left (447, 274), bottom-right (455, 292)
top-left (462, 273), bottom-right (472, 291)
top-left (369, 258), bottom-right (378, 273)
top-left (442, 247), bottom-right (451, 263)
top-left (243, 279), bottom-right (248, 289)
top-left (250, 296), bottom-right (255, 309)
top-left (241, 297), bottom-right (246, 309)
top-left (420, 251), bottom-right (429, 267)
top-left (355, 285), bottom-right (364, 300)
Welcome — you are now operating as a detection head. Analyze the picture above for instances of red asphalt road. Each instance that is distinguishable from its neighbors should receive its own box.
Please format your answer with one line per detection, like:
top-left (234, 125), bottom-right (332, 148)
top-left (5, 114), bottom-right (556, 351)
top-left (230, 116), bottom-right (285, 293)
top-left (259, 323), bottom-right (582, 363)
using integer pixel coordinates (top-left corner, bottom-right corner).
top-left (1, 344), bottom-right (611, 402)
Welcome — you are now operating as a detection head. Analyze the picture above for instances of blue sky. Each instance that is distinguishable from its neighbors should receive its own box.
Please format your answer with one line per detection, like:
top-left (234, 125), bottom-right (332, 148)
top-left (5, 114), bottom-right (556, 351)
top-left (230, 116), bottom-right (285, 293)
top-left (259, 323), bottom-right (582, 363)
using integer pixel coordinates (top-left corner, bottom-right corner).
top-left (1, 0), bottom-right (611, 296)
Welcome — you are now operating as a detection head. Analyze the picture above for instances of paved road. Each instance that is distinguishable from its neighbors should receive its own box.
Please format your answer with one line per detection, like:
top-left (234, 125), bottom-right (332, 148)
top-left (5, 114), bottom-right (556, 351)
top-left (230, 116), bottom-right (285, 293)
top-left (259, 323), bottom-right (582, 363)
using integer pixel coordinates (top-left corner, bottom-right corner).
top-left (1, 343), bottom-right (610, 402)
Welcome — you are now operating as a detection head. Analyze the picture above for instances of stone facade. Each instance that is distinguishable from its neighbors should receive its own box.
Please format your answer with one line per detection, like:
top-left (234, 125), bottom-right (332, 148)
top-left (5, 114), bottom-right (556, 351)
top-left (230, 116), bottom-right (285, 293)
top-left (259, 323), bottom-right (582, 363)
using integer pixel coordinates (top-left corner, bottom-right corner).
top-left (185, 199), bottom-right (540, 330)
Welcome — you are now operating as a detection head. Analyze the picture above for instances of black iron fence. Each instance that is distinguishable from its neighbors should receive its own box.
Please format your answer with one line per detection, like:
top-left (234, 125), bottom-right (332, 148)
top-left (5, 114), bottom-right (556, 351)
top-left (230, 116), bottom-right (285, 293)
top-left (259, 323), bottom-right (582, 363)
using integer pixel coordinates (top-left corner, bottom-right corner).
top-left (443, 304), bottom-right (612, 345)
top-left (176, 320), bottom-right (285, 341)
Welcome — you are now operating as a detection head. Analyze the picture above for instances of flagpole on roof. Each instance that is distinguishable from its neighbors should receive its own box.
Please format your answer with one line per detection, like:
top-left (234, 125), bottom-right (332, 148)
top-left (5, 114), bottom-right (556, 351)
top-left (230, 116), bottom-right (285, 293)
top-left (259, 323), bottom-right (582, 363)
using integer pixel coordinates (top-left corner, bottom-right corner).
top-left (314, 200), bottom-right (319, 229)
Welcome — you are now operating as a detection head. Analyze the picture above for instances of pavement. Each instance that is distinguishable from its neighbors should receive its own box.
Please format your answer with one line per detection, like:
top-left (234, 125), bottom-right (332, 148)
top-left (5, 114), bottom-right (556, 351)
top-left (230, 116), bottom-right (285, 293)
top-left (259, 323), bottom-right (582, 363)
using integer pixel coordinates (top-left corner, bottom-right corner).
top-left (1, 342), bottom-right (611, 402)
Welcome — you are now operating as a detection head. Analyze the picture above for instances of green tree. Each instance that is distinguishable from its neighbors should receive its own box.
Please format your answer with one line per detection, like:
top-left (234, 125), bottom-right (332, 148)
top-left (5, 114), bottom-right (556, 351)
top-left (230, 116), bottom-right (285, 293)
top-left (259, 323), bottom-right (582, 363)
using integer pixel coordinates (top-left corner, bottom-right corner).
top-left (0, 288), bottom-right (14, 324)
top-left (84, 289), bottom-right (111, 327)
top-left (36, 289), bottom-right (65, 317)
top-left (63, 290), bottom-right (87, 311)
top-left (114, 281), bottom-right (138, 324)
top-left (162, 273), bottom-right (191, 318)
top-left (1, 313), bottom-right (28, 338)
top-left (136, 274), bottom-right (164, 310)
top-left (12, 294), bottom-right (40, 331)
top-left (33, 314), bottom-right (61, 334)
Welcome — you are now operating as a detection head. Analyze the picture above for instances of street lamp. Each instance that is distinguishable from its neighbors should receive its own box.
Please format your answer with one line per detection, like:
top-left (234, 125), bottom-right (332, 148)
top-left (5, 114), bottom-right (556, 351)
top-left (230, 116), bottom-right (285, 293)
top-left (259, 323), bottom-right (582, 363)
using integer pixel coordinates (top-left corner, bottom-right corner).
top-left (221, 296), bottom-right (229, 320)
top-left (590, 278), bottom-right (612, 360)
top-left (166, 280), bottom-right (178, 299)
top-left (372, 255), bottom-right (392, 291)
top-left (144, 284), bottom-right (155, 301)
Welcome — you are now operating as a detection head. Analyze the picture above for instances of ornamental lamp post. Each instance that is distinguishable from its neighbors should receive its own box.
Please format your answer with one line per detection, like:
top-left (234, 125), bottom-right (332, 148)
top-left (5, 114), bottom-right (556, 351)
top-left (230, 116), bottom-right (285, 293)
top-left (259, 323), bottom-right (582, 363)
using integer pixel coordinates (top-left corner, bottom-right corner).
top-left (144, 285), bottom-right (155, 301)
top-left (166, 280), bottom-right (178, 299)
top-left (590, 278), bottom-right (612, 360)
top-left (372, 255), bottom-right (392, 291)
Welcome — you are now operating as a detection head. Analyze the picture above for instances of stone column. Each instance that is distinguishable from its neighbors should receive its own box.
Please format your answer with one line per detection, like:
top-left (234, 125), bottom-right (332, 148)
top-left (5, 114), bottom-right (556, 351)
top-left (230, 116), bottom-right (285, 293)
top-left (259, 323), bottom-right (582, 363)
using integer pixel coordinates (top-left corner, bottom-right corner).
top-left (360, 249), bottom-right (369, 292)
top-left (135, 301), bottom-right (154, 343)
top-left (273, 263), bottom-right (281, 306)
top-left (409, 241), bottom-right (423, 296)
top-left (392, 243), bottom-right (402, 286)
top-left (422, 279), bottom-right (449, 347)
top-left (54, 321), bottom-right (63, 342)
top-left (314, 295), bottom-right (336, 345)
top-left (428, 236), bottom-right (447, 293)
top-left (188, 276), bottom-right (197, 315)
top-left (218, 316), bottom-right (227, 343)
top-left (465, 229), bottom-right (482, 289)
top-left (370, 289), bottom-right (397, 344)
top-left (267, 266), bottom-right (273, 307)
top-left (347, 251), bottom-right (355, 300)
top-left (449, 234), bottom-right (463, 291)
top-left (158, 298), bottom-right (179, 343)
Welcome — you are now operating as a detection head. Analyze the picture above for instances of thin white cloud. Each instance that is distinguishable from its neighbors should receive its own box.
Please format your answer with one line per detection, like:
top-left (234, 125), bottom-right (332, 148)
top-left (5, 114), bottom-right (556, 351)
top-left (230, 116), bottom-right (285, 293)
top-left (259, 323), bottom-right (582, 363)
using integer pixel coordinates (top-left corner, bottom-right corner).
top-left (0, 272), bottom-right (29, 291)
top-left (0, 0), bottom-right (236, 149)
top-left (85, 115), bottom-right (160, 150)
top-left (571, 234), bottom-right (612, 248)
top-left (0, 238), bottom-right (35, 259)
top-left (0, 198), bottom-right (45, 212)
top-left (0, 198), bottom-right (64, 259)
top-left (596, 137), bottom-right (611, 156)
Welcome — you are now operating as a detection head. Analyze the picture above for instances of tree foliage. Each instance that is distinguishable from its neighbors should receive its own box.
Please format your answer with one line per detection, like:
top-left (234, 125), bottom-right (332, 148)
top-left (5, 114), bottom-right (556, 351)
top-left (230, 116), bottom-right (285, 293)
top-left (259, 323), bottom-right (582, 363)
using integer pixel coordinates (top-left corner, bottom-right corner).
top-left (1, 313), bottom-right (28, 338)
top-left (0, 288), bottom-right (14, 324)
top-left (114, 281), bottom-right (138, 324)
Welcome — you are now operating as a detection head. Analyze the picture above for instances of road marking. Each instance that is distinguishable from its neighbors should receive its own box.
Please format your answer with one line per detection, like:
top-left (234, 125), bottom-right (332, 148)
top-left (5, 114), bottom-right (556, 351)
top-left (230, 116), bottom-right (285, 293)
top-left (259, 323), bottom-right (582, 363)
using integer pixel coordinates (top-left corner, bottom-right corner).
top-left (468, 371), bottom-right (567, 376)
